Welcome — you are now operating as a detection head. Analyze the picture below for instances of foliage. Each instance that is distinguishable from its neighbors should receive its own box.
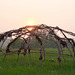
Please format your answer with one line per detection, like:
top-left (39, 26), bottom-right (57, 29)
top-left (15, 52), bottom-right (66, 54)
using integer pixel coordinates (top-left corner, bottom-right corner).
top-left (10, 39), bottom-right (23, 49)
top-left (10, 37), bottom-right (71, 49)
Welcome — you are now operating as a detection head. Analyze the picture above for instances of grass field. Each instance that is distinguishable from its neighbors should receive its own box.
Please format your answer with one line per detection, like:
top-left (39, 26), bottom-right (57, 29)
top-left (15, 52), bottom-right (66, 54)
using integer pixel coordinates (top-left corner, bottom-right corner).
top-left (0, 48), bottom-right (75, 75)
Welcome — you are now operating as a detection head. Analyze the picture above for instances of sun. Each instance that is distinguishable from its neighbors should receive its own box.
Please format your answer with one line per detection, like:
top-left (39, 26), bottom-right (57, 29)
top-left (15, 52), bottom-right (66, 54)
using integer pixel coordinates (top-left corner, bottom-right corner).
top-left (27, 20), bottom-right (36, 26)
top-left (26, 21), bottom-right (36, 30)
top-left (29, 21), bottom-right (33, 25)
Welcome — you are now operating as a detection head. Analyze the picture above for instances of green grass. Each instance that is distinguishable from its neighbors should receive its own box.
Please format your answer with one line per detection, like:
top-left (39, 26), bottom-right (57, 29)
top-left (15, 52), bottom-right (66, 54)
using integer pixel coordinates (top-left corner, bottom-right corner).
top-left (0, 48), bottom-right (75, 75)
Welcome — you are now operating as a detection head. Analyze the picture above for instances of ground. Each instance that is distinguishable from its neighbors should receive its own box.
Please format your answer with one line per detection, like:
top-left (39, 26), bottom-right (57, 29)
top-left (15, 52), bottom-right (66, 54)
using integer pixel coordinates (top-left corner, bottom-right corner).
top-left (0, 48), bottom-right (75, 75)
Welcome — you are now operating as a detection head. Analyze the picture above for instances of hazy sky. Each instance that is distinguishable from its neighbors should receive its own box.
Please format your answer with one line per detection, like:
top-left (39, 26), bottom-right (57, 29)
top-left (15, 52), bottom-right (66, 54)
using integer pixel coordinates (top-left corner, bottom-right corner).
top-left (0, 0), bottom-right (75, 33)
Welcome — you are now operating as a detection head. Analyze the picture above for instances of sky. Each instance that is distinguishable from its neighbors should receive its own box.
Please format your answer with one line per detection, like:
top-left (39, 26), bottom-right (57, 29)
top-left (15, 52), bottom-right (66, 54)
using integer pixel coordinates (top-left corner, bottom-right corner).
top-left (0, 0), bottom-right (75, 33)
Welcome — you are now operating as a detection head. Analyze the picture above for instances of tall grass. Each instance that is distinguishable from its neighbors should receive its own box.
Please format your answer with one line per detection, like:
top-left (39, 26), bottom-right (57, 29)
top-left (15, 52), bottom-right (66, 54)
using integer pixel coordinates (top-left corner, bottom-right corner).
top-left (0, 48), bottom-right (75, 75)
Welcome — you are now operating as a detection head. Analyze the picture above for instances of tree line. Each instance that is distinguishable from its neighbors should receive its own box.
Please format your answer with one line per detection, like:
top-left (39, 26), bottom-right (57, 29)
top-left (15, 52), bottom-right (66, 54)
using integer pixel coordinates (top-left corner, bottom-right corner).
top-left (10, 37), bottom-right (59, 49)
